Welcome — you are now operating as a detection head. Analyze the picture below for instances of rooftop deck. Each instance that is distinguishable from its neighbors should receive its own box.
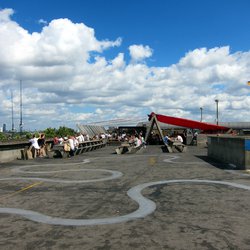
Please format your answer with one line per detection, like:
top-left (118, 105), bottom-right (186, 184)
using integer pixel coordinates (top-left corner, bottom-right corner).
top-left (0, 145), bottom-right (250, 249)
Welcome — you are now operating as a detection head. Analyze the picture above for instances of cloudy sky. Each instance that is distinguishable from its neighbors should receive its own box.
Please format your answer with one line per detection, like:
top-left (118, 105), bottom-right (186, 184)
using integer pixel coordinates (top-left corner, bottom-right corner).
top-left (0, 0), bottom-right (250, 131)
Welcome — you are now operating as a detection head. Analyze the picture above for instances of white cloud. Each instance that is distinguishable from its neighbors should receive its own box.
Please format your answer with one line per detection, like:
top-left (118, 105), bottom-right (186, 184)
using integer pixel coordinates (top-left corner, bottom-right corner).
top-left (38, 19), bottom-right (48, 25)
top-left (1, 8), bottom-right (250, 131)
top-left (0, 8), bottom-right (14, 22)
top-left (179, 47), bottom-right (232, 68)
top-left (129, 44), bottom-right (153, 62)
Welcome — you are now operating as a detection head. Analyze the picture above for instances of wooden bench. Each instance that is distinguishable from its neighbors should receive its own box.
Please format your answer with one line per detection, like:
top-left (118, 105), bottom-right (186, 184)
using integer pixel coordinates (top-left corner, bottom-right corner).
top-left (49, 144), bottom-right (68, 158)
top-left (172, 141), bottom-right (187, 152)
top-left (48, 140), bottom-right (106, 158)
top-left (162, 141), bottom-right (187, 153)
top-left (115, 143), bottom-right (143, 155)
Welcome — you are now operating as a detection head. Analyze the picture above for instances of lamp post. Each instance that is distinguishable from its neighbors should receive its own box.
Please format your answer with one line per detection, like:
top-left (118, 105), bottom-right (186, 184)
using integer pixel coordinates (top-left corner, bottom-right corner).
top-left (215, 99), bottom-right (219, 125)
top-left (200, 107), bottom-right (203, 122)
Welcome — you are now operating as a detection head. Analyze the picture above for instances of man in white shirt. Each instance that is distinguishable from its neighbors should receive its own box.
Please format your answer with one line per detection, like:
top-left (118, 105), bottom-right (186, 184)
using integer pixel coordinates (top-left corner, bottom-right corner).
top-left (176, 134), bottom-right (183, 143)
top-left (29, 135), bottom-right (40, 149)
top-left (29, 134), bottom-right (40, 157)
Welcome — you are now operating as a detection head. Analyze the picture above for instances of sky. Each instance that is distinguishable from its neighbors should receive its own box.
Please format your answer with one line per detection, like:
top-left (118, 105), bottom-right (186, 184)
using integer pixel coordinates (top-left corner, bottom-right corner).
top-left (0, 0), bottom-right (250, 131)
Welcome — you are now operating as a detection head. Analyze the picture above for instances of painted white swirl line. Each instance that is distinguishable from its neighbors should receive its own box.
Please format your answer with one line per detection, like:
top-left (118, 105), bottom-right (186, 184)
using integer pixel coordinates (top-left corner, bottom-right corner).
top-left (12, 159), bottom-right (91, 173)
top-left (163, 156), bottom-right (211, 165)
top-left (163, 155), bottom-right (180, 163)
top-left (0, 179), bottom-right (250, 226)
top-left (0, 169), bottom-right (123, 184)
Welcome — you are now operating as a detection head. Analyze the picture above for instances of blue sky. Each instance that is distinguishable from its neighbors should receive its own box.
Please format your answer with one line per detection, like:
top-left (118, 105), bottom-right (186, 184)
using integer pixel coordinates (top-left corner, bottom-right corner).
top-left (4, 0), bottom-right (250, 65)
top-left (0, 0), bottom-right (250, 130)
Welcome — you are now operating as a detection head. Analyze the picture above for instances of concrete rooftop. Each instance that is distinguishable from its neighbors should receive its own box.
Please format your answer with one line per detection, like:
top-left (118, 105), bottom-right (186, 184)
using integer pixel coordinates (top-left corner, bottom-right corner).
top-left (0, 145), bottom-right (250, 249)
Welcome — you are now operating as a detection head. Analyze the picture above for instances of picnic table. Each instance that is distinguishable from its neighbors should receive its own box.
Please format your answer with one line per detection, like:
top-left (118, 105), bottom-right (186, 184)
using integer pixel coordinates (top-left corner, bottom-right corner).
top-left (115, 142), bottom-right (142, 155)
top-left (162, 140), bottom-right (187, 153)
top-left (47, 140), bottom-right (106, 158)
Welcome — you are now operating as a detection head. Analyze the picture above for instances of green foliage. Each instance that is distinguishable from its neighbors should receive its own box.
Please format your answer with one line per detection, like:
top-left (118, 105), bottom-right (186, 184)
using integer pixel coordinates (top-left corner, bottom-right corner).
top-left (23, 132), bottom-right (38, 139)
top-left (44, 127), bottom-right (57, 138)
top-left (0, 126), bottom-right (76, 142)
top-left (44, 126), bottom-right (76, 138)
top-left (57, 126), bottom-right (76, 137)
top-left (0, 132), bottom-right (7, 140)
top-left (14, 134), bottom-right (21, 140)
top-left (25, 132), bottom-right (33, 139)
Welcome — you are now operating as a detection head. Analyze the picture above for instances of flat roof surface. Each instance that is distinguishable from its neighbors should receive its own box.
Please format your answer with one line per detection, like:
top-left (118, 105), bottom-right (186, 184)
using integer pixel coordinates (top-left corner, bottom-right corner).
top-left (0, 145), bottom-right (250, 249)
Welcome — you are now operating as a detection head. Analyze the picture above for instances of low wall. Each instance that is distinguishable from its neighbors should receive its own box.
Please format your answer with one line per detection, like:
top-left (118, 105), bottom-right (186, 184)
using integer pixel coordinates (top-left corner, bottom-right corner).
top-left (0, 139), bottom-right (106, 163)
top-left (0, 141), bottom-right (30, 163)
top-left (207, 135), bottom-right (250, 170)
top-left (197, 134), bottom-right (208, 147)
top-left (0, 149), bottom-right (23, 163)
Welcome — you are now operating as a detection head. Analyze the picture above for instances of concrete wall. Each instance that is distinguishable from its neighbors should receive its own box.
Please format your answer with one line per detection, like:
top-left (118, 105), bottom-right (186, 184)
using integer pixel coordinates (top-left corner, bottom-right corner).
top-left (197, 134), bottom-right (208, 147)
top-left (207, 135), bottom-right (250, 170)
top-left (0, 149), bottom-right (23, 163)
top-left (0, 139), bottom-right (105, 163)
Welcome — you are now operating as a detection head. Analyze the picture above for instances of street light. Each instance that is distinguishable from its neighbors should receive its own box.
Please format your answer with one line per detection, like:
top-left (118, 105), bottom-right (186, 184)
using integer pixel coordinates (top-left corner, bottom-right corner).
top-left (215, 99), bottom-right (219, 125)
top-left (200, 107), bottom-right (203, 122)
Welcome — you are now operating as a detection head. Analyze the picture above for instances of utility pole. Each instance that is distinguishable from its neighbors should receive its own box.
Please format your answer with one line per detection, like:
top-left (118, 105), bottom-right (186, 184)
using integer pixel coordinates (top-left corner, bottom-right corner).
top-left (200, 107), bottom-right (203, 122)
top-left (215, 99), bottom-right (219, 125)
top-left (19, 80), bottom-right (23, 134)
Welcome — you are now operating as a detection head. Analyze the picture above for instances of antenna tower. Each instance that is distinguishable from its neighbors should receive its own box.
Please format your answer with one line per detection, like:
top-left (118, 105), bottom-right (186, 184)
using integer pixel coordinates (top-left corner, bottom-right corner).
top-left (11, 90), bottom-right (14, 132)
top-left (19, 80), bottom-right (23, 133)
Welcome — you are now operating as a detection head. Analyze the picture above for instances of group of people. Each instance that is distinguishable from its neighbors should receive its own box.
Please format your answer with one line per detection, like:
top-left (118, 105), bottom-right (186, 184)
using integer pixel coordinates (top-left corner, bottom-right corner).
top-left (119, 132), bottom-right (146, 148)
top-left (54, 133), bottom-right (92, 146)
top-left (53, 133), bottom-right (108, 158)
top-left (28, 130), bottom-right (185, 158)
top-left (163, 133), bottom-right (184, 145)
top-left (29, 132), bottom-right (109, 159)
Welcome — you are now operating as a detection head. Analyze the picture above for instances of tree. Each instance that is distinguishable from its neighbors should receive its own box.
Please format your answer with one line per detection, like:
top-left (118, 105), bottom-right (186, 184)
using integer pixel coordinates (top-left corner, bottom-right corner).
top-left (57, 126), bottom-right (76, 137)
top-left (44, 127), bottom-right (57, 138)
top-left (0, 133), bottom-right (7, 140)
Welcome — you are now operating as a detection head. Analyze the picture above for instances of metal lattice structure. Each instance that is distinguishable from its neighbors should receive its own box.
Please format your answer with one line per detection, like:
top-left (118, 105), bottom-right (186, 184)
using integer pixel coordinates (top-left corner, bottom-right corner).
top-left (76, 124), bottom-right (106, 138)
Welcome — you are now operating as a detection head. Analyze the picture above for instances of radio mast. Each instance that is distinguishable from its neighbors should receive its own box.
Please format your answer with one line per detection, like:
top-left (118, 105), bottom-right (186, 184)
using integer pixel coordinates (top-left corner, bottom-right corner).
top-left (11, 90), bottom-right (14, 132)
top-left (19, 80), bottom-right (23, 133)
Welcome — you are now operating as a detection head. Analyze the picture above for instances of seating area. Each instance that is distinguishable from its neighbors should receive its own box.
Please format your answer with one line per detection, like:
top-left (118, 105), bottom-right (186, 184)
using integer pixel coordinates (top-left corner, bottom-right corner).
top-left (22, 139), bottom-right (106, 159)
top-left (48, 140), bottom-right (106, 158)
top-left (115, 143), bottom-right (143, 155)
top-left (162, 141), bottom-right (187, 153)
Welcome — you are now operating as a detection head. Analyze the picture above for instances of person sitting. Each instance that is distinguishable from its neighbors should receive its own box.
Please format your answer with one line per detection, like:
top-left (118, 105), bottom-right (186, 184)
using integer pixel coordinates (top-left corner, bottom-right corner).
top-left (68, 136), bottom-right (76, 157)
top-left (190, 131), bottom-right (198, 145)
top-left (76, 133), bottom-right (84, 144)
top-left (58, 136), bottom-right (64, 144)
top-left (140, 134), bottom-right (146, 148)
top-left (134, 136), bottom-right (142, 148)
top-left (163, 134), bottom-right (174, 145)
top-left (53, 136), bottom-right (59, 145)
top-left (85, 134), bottom-right (90, 141)
top-left (73, 135), bottom-right (79, 149)
top-left (175, 134), bottom-right (186, 152)
top-left (175, 134), bottom-right (183, 143)
top-left (128, 135), bottom-right (135, 144)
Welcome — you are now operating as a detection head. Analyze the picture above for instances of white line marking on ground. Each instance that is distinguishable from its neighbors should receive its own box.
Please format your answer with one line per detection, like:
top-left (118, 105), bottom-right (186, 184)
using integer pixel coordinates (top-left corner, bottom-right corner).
top-left (0, 179), bottom-right (250, 226)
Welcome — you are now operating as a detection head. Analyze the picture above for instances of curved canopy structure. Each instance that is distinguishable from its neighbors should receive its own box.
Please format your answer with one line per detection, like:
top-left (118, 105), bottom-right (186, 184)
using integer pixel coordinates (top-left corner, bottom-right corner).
top-left (145, 112), bottom-right (230, 144)
top-left (149, 112), bottom-right (229, 132)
